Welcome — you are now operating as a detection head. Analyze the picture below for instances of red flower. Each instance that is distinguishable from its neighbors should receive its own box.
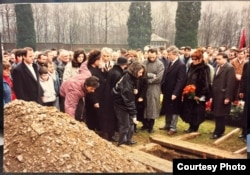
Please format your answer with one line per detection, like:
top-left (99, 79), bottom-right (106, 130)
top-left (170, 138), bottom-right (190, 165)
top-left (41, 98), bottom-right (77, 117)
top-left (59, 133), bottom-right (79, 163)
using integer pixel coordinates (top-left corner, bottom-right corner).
top-left (182, 84), bottom-right (196, 99)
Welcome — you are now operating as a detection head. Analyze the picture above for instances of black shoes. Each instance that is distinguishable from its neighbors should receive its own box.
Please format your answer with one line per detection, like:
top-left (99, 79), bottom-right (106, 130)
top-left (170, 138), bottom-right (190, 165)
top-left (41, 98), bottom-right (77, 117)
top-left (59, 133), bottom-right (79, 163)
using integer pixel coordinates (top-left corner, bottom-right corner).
top-left (210, 134), bottom-right (222, 139)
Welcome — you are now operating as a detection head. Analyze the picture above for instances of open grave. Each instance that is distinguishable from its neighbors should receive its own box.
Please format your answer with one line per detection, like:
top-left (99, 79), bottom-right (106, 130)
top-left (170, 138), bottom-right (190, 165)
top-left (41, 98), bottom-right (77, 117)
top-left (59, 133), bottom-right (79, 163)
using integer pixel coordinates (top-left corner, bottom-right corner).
top-left (119, 131), bottom-right (247, 173)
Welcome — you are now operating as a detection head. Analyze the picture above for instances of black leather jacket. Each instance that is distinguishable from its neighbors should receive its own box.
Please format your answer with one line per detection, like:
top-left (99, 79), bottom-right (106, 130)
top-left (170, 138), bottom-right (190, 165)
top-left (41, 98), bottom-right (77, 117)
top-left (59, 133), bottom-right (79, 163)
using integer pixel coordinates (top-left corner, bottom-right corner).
top-left (113, 72), bottom-right (138, 116)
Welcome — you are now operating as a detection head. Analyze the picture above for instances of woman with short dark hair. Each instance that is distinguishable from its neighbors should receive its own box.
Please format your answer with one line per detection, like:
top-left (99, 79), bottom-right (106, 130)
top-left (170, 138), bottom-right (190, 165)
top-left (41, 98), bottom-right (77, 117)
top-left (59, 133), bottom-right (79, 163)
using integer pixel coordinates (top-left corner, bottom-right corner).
top-left (63, 49), bottom-right (87, 82)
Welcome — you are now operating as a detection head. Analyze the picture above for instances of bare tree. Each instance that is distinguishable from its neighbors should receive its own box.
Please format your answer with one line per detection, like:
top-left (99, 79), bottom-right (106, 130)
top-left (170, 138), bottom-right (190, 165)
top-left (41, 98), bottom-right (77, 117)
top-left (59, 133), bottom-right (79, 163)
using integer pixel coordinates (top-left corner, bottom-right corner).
top-left (107, 2), bottom-right (129, 44)
top-left (5, 5), bottom-right (12, 42)
top-left (220, 9), bottom-right (238, 46)
top-left (152, 2), bottom-right (176, 44)
top-left (32, 4), bottom-right (43, 42)
top-left (2, 2), bottom-right (249, 49)
top-left (41, 4), bottom-right (49, 45)
top-left (67, 5), bottom-right (85, 48)
top-left (240, 4), bottom-right (250, 45)
top-left (0, 5), bottom-right (6, 42)
top-left (0, 4), bottom-right (15, 43)
top-left (199, 2), bottom-right (247, 47)
top-left (198, 3), bottom-right (217, 46)
top-left (82, 4), bottom-right (96, 44)
top-left (53, 4), bottom-right (63, 44)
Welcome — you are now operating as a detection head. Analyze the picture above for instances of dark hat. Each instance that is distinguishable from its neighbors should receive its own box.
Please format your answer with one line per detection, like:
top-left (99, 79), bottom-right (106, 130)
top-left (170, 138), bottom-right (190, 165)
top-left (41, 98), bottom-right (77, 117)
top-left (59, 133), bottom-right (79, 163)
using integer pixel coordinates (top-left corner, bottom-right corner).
top-left (116, 57), bottom-right (129, 65)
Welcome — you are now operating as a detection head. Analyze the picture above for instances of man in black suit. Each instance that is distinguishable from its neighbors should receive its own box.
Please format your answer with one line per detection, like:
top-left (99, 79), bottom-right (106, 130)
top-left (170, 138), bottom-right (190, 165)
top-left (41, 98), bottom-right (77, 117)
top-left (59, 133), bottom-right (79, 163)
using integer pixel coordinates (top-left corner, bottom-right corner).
top-left (210, 52), bottom-right (236, 139)
top-left (160, 45), bottom-right (186, 135)
top-left (12, 47), bottom-right (43, 104)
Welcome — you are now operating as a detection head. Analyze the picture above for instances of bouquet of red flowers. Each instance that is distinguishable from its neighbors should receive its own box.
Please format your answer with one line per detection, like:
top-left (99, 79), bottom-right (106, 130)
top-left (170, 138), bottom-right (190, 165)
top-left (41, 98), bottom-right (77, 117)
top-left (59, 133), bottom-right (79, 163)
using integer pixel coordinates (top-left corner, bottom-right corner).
top-left (182, 84), bottom-right (196, 99)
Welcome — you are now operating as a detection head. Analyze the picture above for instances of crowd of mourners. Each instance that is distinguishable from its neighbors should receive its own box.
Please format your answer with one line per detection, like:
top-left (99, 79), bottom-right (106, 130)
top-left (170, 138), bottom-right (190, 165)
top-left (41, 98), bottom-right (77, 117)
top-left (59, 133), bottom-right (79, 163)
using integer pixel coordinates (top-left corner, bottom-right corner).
top-left (2, 44), bottom-right (249, 145)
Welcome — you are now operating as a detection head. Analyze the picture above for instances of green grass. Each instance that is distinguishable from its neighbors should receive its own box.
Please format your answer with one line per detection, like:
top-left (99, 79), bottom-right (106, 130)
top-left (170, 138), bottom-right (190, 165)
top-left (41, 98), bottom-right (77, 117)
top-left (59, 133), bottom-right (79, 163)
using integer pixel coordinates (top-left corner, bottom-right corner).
top-left (133, 115), bottom-right (246, 152)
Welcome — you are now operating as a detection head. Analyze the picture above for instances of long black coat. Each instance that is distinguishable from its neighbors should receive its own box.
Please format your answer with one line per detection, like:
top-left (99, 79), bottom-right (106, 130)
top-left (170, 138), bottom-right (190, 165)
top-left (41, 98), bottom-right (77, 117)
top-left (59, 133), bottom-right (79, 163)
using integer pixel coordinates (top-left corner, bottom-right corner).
top-left (12, 62), bottom-right (43, 104)
top-left (85, 66), bottom-right (106, 131)
top-left (161, 58), bottom-right (186, 115)
top-left (180, 63), bottom-right (211, 124)
top-left (211, 62), bottom-right (236, 116)
top-left (102, 65), bottom-right (125, 134)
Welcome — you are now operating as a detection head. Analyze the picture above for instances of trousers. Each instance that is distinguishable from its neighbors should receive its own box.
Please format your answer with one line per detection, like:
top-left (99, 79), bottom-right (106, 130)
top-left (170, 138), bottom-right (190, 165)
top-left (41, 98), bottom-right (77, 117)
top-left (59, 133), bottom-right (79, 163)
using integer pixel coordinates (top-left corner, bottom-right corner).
top-left (114, 104), bottom-right (134, 143)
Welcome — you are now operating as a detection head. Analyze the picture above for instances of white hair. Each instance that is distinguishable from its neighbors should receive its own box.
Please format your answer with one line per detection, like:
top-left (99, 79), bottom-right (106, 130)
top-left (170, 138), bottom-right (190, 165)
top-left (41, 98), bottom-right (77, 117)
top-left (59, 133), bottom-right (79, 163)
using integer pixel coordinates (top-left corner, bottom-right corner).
top-left (101, 47), bottom-right (113, 54)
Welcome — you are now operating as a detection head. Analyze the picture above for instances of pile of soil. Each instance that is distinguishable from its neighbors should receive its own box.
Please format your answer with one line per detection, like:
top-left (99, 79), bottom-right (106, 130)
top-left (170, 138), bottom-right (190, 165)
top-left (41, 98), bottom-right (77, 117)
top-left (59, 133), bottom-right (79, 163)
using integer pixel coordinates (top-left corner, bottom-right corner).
top-left (3, 100), bottom-right (155, 173)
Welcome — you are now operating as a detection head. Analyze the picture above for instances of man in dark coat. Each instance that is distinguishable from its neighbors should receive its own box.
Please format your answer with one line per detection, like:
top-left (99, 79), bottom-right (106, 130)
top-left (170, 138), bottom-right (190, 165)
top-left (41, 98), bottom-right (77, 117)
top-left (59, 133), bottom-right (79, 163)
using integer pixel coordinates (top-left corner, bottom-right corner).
top-left (210, 52), bottom-right (236, 139)
top-left (239, 60), bottom-right (249, 142)
top-left (12, 47), bottom-right (43, 105)
top-left (160, 45), bottom-right (186, 135)
top-left (102, 57), bottom-right (129, 141)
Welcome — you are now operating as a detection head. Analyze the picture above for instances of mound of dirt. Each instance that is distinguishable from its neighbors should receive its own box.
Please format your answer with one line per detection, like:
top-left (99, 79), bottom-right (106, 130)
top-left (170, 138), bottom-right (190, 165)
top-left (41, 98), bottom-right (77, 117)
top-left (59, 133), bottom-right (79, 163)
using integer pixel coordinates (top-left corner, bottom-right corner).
top-left (3, 100), bottom-right (155, 173)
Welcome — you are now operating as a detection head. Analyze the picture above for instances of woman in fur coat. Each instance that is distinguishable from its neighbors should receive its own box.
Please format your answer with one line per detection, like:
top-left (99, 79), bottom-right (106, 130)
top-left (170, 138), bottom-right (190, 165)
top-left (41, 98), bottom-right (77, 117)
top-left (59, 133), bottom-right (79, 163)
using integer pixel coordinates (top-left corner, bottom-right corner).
top-left (181, 49), bottom-right (211, 133)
